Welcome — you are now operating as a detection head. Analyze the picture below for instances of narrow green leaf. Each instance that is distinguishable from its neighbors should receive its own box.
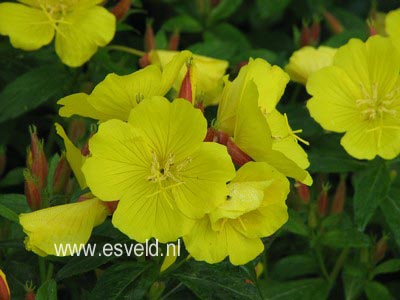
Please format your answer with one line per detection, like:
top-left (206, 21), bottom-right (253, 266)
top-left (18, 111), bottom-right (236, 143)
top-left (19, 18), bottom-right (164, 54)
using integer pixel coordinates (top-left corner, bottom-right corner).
top-left (208, 0), bottom-right (243, 24)
top-left (353, 162), bottom-right (391, 230)
top-left (380, 188), bottom-right (400, 248)
top-left (0, 203), bottom-right (19, 223)
top-left (372, 259), bottom-right (400, 277)
top-left (320, 229), bottom-right (371, 248)
top-left (364, 281), bottom-right (393, 300)
top-left (0, 167), bottom-right (24, 188)
top-left (163, 15), bottom-right (203, 33)
top-left (0, 194), bottom-right (29, 214)
top-left (342, 265), bottom-right (367, 300)
top-left (36, 279), bottom-right (57, 300)
top-left (271, 255), bottom-right (319, 280)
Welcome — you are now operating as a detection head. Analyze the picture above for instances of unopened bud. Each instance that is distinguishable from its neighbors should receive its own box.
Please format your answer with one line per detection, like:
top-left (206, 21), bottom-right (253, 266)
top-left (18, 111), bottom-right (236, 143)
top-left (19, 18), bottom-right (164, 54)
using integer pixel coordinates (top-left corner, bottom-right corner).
top-left (139, 53), bottom-right (151, 68)
top-left (255, 262), bottom-right (264, 278)
top-left (226, 138), bottom-right (253, 166)
top-left (368, 19), bottom-right (377, 36)
top-left (68, 118), bottom-right (86, 144)
top-left (300, 20), bottom-right (320, 47)
top-left (0, 146), bottom-right (6, 178)
top-left (105, 201), bottom-right (119, 214)
top-left (53, 153), bottom-right (71, 194)
top-left (0, 269), bottom-right (10, 300)
top-left (144, 19), bottom-right (156, 52)
top-left (24, 281), bottom-right (35, 300)
top-left (168, 30), bottom-right (180, 51)
top-left (148, 281), bottom-right (165, 300)
top-left (317, 183), bottom-right (330, 217)
top-left (27, 126), bottom-right (48, 190)
top-left (111, 0), bottom-right (131, 21)
top-left (24, 170), bottom-right (42, 211)
top-left (295, 181), bottom-right (310, 204)
top-left (323, 10), bottom-right (344, 34)
top-left (179, 61), bottom-right (194, 104)
top-left (331, 175), bottom-right (346, 214)
top-left (373, 236), bottom-right (389, 263)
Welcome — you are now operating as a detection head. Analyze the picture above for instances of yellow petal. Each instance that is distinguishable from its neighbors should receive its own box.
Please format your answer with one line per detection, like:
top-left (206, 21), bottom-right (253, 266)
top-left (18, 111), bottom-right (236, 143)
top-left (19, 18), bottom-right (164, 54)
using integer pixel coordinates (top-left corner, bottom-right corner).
top-left (58, 93), bottom-right (110, 121)
top-left (55, 123), bottom-right (87, 188)
top-left (55, 5), bottom-right (116, 67)
top-left (19, 198), bottom-right (108, 256)
top-left (160, 243), bottom-right (180, 272)
top-left (386, 8), bottom-right (400, 53)
top-left (285, 46), bottom-right (337, 85)
top-left (0, 3), bottom-right (54, 50)
top-left (128, 97), bottom-right (207, 161)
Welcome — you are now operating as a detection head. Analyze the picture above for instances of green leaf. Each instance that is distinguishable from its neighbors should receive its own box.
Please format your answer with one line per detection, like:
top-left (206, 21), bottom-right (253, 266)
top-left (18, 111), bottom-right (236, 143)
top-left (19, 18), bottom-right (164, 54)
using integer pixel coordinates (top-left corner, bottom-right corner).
top-left (0, 194), bottom-right (29, 214)
top-left (320, 229), bottom-right (371, 248)
top-left (163, 15), bottom-right (203, 33)
top-left (353, 161), bottom-right (391, 230)
top-left (0, 167), bottom-right (24, 188)
top-left (271, 255), bottom-right (318, 280)
top-left (0, 203), bottom-right (19, 223)
top-left (208, 0), bottom-right (243, 24)
top-left (36, 279), bottom-right (57, 300)
top-left (260, 278), bottom-right (329, 300)
top-left (0, 65), bottom-right (69, 123)
top-left (283, 209), bottom-right (309, 237)
top-left (364, 281), bottom-right (393, 300)
top-left (56, 252), bottom-right (116, 280)
top-left (255, 0), bottom-right (291, 21)
top-left (174, 261), bottom-right (262, 300)
top-left (342, 265), bottom-right (367, 300)
top-left (89, 262), bottom-right (151, 300)
top-left (324, 30), bottom-right (368, 48)
top-left (372, 259), bottom-right (400, 277)
top-left (380, 188), bottom-right (400, 248)
top-left (46, 153), bottom-right (60, 197)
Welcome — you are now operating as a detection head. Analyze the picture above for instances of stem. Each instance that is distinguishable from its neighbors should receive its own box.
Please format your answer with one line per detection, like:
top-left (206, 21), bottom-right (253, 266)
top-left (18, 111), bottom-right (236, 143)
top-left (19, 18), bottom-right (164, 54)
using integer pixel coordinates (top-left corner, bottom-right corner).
top-left (46, 262), bottom-right (54, 281)
top-left (315, 246), bottom-right (330, 280)
top-left (38, 257), bottom-right (46, 284)
top-left (329, 248), bottom-right (350, 285)
top-left (161, 282), bottom-right (183, 300)
top-left (107, 45), bottom-right (146, 57)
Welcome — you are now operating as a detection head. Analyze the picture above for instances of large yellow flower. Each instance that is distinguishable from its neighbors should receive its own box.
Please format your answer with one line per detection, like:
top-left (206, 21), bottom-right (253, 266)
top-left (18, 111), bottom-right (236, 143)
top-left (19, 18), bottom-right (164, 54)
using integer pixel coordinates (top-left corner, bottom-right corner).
top-left (184, 162), bottom-right (289, 265)
top-left (0, 0), bottom-right (116, 67)
top-left (216, 58), bottom-right (312, 184)
top-left (82, 97), bottom-right (235, 243)
top-left (0, 269), bottom-right (10, 300)
top-left (307, 36), bottom-right (400, 160)
top-left (58, 51), bottom-right (192, 121)
top-left (386, 9), bottom-right (400, 53)
top-left (19, 124), bottom-right (109, 256)
top-left (149, 50), bottom-right (228, 107)
top-left (285, 46), bottom-right (337, 85)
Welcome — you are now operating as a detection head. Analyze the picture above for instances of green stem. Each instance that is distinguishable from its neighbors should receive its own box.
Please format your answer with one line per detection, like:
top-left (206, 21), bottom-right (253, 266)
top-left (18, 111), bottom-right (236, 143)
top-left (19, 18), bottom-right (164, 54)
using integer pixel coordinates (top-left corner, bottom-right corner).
top-left (329, 248), bottom-right (350, 285)
top-left (315, 246), bottom-right (330, 280)
top-left (38, 257), bottom-right (46, 284)
top-left (46, 262), bottom-right (54, 281)
top-left (107, 45), bottom-right (146, 57)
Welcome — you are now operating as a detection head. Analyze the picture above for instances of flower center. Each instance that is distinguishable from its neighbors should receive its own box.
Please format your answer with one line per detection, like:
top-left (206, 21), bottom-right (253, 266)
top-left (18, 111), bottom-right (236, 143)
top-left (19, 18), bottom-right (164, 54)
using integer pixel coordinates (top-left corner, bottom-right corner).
top-left (356, 83), bottom-right (398, 121)
top-left (35, 0), bottom-right (74, 34)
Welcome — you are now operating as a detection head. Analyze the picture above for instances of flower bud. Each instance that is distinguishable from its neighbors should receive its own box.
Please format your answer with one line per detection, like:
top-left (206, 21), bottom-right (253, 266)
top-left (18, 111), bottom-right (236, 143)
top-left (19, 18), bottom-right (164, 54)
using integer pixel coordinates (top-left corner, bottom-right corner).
top-left (27, 126), bottom-right (48, 190)
top-left (0, 269), bottom-right (10, 300)
top-left (317, 183), bottom-right (330, 217)
top-left (24, 281), bottom-right (35, 300)
top-left (295, 181), bottom-right (310, 204)
top-left (105, 201), bottom-right (119, 214)
top-left (111, 0), bottom-right (131, 21)
top-left (331, 175), bottom-right (346, 214)
top-left (226, 138), bottom-right (252, 166)
top-left (300, 20), bottom-right (320, 47)
top-left (0, 146), bottom-right (6, 178)
top-left (139, 53), bottom-right (150, 68)
top-left (373, 236), bottom-right (389, 263)
top-left (53, 153), bottom-right (72, 194)
top-left (323, 9), bottom-right (344, 34)
top-left (24, 170), bottom-right (42, 211)
top-left (68, 118), bottom-right (86, 144)
top-left (148, 281), bottom-right (165, 300)
top-left (168, 30), bottom-right (180, 51)
top-left (255, 262), bottom-right (264, 278)
top-left (144, 19), bottom-right (156, 52)
top-left (179, 67), bottom-right (194, 104)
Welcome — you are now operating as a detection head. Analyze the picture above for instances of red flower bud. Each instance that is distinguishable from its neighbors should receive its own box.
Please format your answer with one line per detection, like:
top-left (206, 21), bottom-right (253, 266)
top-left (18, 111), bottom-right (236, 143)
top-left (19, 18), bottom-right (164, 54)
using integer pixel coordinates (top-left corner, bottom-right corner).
top-left (105, 201), bottom-right (119, 214)
top-left (111, 0), bottom-right (131, 21)
top-left (300, 20), bottom-right (320, 47)
top-left (226, 138), bottom-right (252, 166)
top-left (53, 153), bottom-right (71, 194)
top-left (168, 30), bottom-right (180, 51)
top-left (373, 236), bottom-right (389, 263)
top-left (0, 270), bottom-right (10, 300)
top-left (27, 126), bottom-right (48, 190)
top-left (144, 19), bottom-right (156, 52)
top-left (0, 146), bottom-right (6, 178)
top-left (323, 10), bottom-right (344, 34)
top-left (295, 181), bottom-right (310, 204)
top-left (24, 170), bottom-right (42, 211)
top-left (139, 53), bottom-right (150, 68)
top-left (331, 175), bottom-right (346, 214)
top-left (317, 183), bottom-right (330, 217)
top-left (68, 118), bottom-right (86, 144)
top-left (179, 61), bottom-right (194, 104)
top-left (24, 281), bottom-right (35, 300)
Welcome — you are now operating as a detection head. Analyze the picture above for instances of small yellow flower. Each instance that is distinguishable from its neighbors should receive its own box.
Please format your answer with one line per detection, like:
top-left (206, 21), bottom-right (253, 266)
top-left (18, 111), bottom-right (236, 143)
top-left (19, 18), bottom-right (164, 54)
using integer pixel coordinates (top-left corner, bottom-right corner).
top-left (307, 36), bottom-right (400, 160)
top-left (82, 97), bottom-right (235, 243)
top-left (0, 269), bottom-right (10, 300)
top-left (149, 50), bottom-right (228, 107)
top-left (184, 162), bottom-right (289, 265)
top-left (58, 51), bottom-right (192, 121)
top-left (19, 124), bottom-right (108, 256)
top-left (285, 46), bottom-right (337, 85)
top-left (386, 9), bottom-right (400, 53)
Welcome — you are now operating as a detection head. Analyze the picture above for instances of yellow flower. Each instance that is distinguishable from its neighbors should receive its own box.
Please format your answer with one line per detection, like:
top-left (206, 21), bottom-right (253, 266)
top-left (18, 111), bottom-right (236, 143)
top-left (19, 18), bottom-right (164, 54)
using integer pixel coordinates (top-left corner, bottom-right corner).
top-left (217, 59), bottom-right (312, 184)
top-left (0, 0), bottom-right (116, 67)
top-left (0, 269), bottom-right (10, 300)
top-left (58, 51), bottom-right (192, 121)
top-left (149, 50), bottom-right (228, 106)
top-left (386, 9), bottom-right (400, 53)
top-left (307, 36), bottom-right (400, 160)
top-left (19, 124), bottom-right (108, 256)
top-left (285, 46), bottom-right (337, 85)
top-left (184, 162), bottom-right (289, 265)
top-left (82, 97), bottom-right (235, 243)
